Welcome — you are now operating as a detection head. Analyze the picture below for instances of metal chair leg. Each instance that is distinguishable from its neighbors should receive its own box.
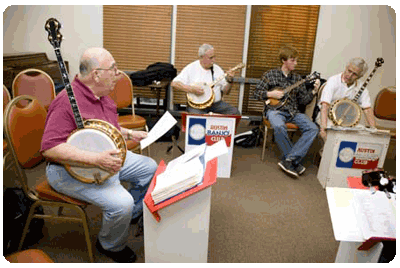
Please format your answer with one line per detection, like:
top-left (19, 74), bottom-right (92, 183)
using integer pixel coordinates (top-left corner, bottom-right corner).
top-left (18, 203), bottom-right (39, 251)
top-left (75, 206), bottom-right (94, 263)
top-left (261, 125), bottom-right (268, 161)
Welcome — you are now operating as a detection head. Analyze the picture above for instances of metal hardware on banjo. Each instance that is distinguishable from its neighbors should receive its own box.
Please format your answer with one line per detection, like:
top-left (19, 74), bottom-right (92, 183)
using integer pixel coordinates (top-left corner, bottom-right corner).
top-left (45, 18), bottom-right (127, 185)
top-left (265, 71), bottom-right (320, 110)
top-left (187, 63), bottom-right (245, 109)
top-left (328, 57), bottom-right (384, 127)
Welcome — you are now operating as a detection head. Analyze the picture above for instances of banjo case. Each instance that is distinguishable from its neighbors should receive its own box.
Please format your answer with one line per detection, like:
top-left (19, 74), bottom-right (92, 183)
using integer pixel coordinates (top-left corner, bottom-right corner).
top-left (128, 62), bottom-right (177, 86)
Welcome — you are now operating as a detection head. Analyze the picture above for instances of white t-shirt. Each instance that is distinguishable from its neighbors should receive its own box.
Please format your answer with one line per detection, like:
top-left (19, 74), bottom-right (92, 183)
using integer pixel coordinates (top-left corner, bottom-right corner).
top-left (316, 72), bottom-right (372, 127)
top-left (173, 60), bottom-right (227, 102)
top-left (319, 72), bottom-right (372, 108)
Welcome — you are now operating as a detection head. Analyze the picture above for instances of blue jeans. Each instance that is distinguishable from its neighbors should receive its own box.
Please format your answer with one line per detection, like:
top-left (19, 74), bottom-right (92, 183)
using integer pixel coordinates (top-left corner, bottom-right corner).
top-left (266, 110), bottom-right (318, 165)
top-left (46, 151), bottom-right (157, 251)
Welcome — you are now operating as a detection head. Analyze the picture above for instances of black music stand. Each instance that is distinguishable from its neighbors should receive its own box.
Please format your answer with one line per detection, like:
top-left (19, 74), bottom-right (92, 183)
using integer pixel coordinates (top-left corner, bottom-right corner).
top-left (167, 135), bottom-right (184, 155)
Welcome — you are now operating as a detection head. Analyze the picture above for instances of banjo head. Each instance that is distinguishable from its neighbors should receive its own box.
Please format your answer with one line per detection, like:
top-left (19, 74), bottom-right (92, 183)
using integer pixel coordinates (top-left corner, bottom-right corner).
top-left (65, 119), bottom-right (127, 184)
top-left (187, 82), bottom-right (215, 108)
top-left (329, 99), bottom-right (362, 127)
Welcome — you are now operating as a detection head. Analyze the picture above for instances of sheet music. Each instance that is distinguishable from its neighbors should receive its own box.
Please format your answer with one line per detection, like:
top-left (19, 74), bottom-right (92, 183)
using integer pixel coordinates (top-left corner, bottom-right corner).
top-left (151, 139), bottom-right (229, 204)
top-left (204, 139), bottom-right (229, 163)
top-left (326, 187), bottom-right (365, 242)
top-left (166, 143), bottom-right (206, 172)
top-left (140, 111), bottom-right (177, 149)
top-left (152, 157), bottom-right (204, 204)
top-left (326, 187), bottom-right (396, 242)
top-left (352, 190), bottom-right (396, 240)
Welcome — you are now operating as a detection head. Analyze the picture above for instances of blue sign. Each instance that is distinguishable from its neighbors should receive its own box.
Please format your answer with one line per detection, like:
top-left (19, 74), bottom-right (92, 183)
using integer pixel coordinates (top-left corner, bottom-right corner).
top-left (336, 141), bottom-right (357, 168)
top-left (188, 118), bottom-right (207, 145)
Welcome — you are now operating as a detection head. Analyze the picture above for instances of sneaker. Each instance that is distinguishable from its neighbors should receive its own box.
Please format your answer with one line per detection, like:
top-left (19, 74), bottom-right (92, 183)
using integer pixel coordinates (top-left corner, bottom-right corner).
top-left (278, 160), bottom-right (299, 178)
top-left (96, 239), bottom-right (137, 263)
top-left (293, 163), bottom-right (306, 175)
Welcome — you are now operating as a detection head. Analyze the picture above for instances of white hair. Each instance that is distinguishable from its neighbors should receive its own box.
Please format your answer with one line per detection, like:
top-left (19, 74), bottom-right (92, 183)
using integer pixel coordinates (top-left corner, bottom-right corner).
top-left (347, 57), bottom-right (369, 77)
top-left (198, 44), bottom-right (214, 57)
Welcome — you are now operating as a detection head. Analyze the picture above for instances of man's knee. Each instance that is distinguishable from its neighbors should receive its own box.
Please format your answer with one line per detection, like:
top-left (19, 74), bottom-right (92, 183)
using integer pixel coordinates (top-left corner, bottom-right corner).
top-left (109, 193), bottom-right (135, 216)
top-left (140, 157), bottom-right (158, 187)
top-left (273, 123), bottom-right (287, 135)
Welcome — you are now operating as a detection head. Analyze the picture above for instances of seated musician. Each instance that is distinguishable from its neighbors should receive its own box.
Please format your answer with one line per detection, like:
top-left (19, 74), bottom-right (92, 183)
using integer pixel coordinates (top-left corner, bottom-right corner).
top-left (40, 47), bottom-right (158, 263)
top-left (171, 43), bottom-right (241, 115)
top-left (316, 57), bottom-right (376, 141)
top-left (253, 46), bottom-right (320, 178)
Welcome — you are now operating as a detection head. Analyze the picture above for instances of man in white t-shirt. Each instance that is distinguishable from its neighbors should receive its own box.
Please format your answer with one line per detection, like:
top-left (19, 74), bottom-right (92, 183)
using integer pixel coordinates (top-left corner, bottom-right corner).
top-left (317, 57), bottom-right (376, 141)
top-left (171, 44), bottom-right (240, 115)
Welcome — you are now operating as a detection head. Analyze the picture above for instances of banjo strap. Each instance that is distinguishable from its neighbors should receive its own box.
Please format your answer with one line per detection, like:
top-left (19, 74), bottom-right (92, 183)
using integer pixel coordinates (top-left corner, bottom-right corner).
top-left (210, 66), bottom-right (215, 81)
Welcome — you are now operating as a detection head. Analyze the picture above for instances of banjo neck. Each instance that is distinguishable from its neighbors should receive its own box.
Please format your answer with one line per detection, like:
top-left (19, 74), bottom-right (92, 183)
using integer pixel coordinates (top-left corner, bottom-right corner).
top-left (210, 63), bottom-right (245, 88)
top-left (353, 57), bottom-right (384, 102)
top-left (53, 48), bottom-right (85, 129)
top-left (45, 18), bottom-right (84, 129)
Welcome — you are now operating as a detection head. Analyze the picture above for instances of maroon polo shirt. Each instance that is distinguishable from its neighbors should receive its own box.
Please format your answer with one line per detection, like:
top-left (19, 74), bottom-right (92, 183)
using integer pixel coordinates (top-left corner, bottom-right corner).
top-left (40, 76), bottom-right (120, 152)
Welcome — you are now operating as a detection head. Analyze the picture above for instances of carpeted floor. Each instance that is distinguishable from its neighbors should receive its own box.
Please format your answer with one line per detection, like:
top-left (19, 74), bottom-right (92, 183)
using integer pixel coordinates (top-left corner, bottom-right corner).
top-left (3, 118), bottom-right (396, 263)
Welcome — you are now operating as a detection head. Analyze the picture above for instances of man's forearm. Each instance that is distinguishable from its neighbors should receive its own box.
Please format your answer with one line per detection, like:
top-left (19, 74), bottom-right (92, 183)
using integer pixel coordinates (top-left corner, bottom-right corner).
top-left (120, 127), bottom-right (131, 140)
top-left (42, 143), bottom-right (98, 167)
top-left (171, 81), bottom-right (192, 93)
top-left (320, 103), bottom-right (329, 129)
top-left (222, 82), bottom-right (233, 95)
top-left (363, 107), bottom-right (376, 127)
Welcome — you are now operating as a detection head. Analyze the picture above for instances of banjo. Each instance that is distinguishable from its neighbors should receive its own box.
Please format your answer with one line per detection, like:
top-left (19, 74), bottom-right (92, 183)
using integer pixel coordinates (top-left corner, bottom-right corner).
top-left (45, 18), bottom-right (127, 185)
top-left (187, 63), bottom-right (245, 109)
top-left (328, 57), bottom-right (384, 127)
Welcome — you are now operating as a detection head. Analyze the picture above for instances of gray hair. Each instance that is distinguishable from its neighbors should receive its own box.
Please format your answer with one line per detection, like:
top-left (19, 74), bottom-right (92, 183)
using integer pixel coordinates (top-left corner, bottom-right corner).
top-left (198, 44), bottom-right (214, 57)
top-left (347, 57), bottom-right (368, 77)
top-left (79, 57), bottom-right (100, 77)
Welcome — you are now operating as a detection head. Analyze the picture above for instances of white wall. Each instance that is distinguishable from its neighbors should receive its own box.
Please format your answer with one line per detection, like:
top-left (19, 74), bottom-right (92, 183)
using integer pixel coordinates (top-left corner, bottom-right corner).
top-left (3, 5), bottom-right (103, 78)
top-left (3, 5), bottom-right (396, 120)
top-left (313, 5), bottom-right (396, 102)
top-left (312, 5), bottom-right (396, 127)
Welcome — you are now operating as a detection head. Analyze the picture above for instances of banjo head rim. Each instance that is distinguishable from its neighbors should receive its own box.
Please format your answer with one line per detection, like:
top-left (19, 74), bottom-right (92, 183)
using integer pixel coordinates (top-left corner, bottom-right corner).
top-left (329, 98), bottom-right (362, 127)
top-left (65, 119), bottom-right (127, 184)
top-left (187, 93), bottom-right (215, 109)
top-left (186, 82), bottom-right (215, 108)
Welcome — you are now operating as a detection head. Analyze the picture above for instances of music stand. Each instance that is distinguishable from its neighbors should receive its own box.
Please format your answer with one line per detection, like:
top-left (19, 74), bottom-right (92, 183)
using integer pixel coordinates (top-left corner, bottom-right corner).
top-left (166, 130), bottom-right (184, 154)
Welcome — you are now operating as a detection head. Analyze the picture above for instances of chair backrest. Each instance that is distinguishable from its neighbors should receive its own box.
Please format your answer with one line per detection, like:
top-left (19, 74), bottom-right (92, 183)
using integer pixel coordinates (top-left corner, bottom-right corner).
top-left (3, 85), bottom-right (12, 114)
top-left (108, 72), bottom-right (134, 110)
top-left (304, 82), bottom-right (326, 120)
top-left (4, 95), bottom-right (47, 169)
top-left (374, 86), bottom-right (396, 121)
top-left (317, 82), bottom-right (326, 103)
top-left (12, 69), bottom-right (56, 110)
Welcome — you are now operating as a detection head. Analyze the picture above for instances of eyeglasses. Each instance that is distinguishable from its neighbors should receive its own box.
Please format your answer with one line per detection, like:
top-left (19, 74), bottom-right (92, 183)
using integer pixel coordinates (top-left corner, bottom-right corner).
top-left (95, 64), bottom-right (119, 75)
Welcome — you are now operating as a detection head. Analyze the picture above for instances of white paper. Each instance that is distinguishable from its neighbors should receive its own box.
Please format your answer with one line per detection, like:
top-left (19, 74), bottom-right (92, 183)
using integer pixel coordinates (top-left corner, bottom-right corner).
top-left (326, 187), bottom-right (396, 242)
top-left (154, 157), bottom-right (203, 191)
top-left (352, 190), bottom-right (396, 240)
top-left (204, 139), bottom-right (229, 163)
top-left (140, 111), bottom-right (177, 149)
top-left (166, 143), bottom-right (206, 172)
top-left (152, 157), bottom-right (204, 204)
top-left (151, 140), bottom-right (229, 204)
top-left (326, 187), bottom-right (365, 242)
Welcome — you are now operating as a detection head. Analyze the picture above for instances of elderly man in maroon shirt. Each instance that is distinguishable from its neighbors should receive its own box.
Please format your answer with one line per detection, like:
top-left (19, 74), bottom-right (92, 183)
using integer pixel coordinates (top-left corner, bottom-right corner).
top-left (41, 47), bottom-right (157, 263)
